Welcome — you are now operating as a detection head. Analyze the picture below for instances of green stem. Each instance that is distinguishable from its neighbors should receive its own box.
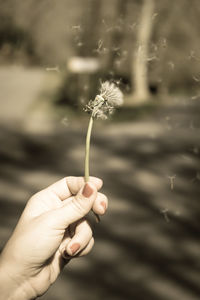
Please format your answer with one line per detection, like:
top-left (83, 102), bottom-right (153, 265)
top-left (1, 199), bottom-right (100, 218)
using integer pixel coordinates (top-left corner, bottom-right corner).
top-left (84, 115), bottom-right (100, 223)
top-left (85, 115), bottom-right (94, 182)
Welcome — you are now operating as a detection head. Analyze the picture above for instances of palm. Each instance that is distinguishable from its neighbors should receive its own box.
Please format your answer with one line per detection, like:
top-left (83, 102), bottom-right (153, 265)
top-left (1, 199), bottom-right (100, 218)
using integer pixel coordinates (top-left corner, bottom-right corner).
top-left (17, 189), bottom-right (68, 292)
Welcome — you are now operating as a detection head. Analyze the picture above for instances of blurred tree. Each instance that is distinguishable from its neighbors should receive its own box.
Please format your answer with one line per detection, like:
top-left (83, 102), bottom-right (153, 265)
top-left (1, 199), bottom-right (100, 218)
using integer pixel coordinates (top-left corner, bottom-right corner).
top-left (105, 0), bottom-right (126, 73)
top-left (0, 0), bottom-right (37, 64)
top-left (150, 0), bottom-right (200, 95)
top-left (1, 0), bottom-right (200, 101)
top-left (132, 0), bottom-right (155, 103)
top-left (77, 0), bottom-right (101, 57)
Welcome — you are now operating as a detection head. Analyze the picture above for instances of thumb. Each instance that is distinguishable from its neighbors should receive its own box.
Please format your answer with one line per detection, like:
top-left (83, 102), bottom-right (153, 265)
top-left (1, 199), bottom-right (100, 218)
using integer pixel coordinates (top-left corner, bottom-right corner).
top-left (49, 182), bottom-right (97, 229)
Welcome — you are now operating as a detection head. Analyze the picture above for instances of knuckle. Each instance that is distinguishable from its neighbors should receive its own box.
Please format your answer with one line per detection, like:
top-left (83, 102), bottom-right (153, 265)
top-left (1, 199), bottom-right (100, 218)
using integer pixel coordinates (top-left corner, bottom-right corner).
top-left (66, 176), bottom-right (75, 193)
top-left (66, 176), bottom-right (74, 181)
top-left (81, 237), bottom-right (94, 257)
top-left (79, 220), bottom-right (93, 239)
top-left (86, 225), bottom-right (93, 240)
top-left (71, 196), bottom-right (87, 216)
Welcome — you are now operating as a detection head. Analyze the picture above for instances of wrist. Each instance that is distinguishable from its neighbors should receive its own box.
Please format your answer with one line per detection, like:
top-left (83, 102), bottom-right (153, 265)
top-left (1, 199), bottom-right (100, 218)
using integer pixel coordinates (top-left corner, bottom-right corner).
top-left (0, 254), bottom-right (37, 300)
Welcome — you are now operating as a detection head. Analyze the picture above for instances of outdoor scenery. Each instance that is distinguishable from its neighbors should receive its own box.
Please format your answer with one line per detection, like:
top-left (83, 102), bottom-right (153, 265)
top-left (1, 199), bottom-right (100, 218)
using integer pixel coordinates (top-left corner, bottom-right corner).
top-left (0, 0), bottom-right (200, 299)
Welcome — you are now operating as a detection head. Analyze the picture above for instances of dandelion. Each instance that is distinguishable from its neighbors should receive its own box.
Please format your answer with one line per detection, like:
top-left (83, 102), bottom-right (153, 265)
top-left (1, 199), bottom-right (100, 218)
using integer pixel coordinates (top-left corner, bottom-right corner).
top-left (46, 66), bottom-right (60, 73)
top-left (85, 81), bottom-right (123, 121)
top-left (84, 81), bottom-right (123, 221)
top-left (193, 76), bottom-right (200, 82)
top-left (160, 208), bottom-right (170, 223)
top-left (61, 117), bottom-right (69, 127)
top-left (167, 174), bottom-right (176, 190)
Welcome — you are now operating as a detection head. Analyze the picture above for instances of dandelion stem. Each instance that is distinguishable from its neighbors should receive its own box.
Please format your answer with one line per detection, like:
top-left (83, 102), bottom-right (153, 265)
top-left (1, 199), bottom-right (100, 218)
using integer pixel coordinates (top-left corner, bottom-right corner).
top-left (84, 116), bottom-right (100, 223)
top-left (84, 82), bottom-right (123, 223)
top-left (85, 115), bottom-right (93, 182)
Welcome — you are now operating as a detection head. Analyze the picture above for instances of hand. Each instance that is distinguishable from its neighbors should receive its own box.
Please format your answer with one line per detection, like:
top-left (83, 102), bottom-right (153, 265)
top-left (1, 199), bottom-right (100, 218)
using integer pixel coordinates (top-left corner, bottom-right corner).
top-left (0, 176), bottom-right (108, 299)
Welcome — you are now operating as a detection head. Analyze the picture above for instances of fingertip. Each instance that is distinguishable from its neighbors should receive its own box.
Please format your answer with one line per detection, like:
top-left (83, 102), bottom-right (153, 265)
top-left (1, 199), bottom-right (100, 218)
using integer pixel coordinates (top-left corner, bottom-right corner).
top-left (78, 237), bottom-right (95, 257)
top-left (100, 201), bottom-right (107, 214)
top-left (82, 182), bottom-right (96, 198)
top-left (89, 177), bottom-right (103, 190)
top-left (92, 192), bottom-right (108, 215)
top-left (65, 176), bottom-right (102, 196)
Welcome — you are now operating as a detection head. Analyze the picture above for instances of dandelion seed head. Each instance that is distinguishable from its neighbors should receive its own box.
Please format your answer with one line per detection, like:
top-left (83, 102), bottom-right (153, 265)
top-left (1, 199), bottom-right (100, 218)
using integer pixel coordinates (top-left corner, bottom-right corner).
top-left (77, 42), bottom-right (84, 47)
top-left (46, 66), bottom-right (60, 73)
top-left (85, 81), bottom-right (123, 120)
top-left (96, 109), bottom-right (108, 120)
top-left (61, 117), bottom-right (69, 127)
top-left (99, 81), bottom-right (123, 106)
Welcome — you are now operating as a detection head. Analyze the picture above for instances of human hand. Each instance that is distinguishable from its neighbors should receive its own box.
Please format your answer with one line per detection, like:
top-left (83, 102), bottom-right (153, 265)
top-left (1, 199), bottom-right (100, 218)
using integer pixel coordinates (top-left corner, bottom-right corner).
top-left (0, 176), bottom-right (108, 299)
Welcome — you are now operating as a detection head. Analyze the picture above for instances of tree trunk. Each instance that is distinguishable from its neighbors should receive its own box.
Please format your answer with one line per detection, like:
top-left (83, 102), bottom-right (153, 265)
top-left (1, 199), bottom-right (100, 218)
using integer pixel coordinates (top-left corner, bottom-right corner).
top-left (132, 0), bottom-right (155, 103)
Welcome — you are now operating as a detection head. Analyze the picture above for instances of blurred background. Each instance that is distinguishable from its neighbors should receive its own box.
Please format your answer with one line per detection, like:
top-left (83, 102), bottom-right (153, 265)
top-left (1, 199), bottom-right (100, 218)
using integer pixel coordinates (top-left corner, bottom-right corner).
top-left (0, 0), bottom-right (200, 299)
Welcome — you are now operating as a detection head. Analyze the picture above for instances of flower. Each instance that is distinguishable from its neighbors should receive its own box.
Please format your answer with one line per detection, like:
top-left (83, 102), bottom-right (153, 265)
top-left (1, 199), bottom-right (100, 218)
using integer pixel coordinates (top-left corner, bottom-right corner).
top-left (84, 81), bottom-right (123, 223)
top-left (85, 81), bottom-right (123, 119)
top-left (99, 81), bottom-right (123, 106)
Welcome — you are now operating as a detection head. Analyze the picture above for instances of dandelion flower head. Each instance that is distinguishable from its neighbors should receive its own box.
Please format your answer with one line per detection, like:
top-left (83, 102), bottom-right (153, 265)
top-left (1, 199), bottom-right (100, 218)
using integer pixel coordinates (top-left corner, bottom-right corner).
top-left (99, 81), bottom-right (123, 106)
top-left (85, 81), bottom-right (123, 119)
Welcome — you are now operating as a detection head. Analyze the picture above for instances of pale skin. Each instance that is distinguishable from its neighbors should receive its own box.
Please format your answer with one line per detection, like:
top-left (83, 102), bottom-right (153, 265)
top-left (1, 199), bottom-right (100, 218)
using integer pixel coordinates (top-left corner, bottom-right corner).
top-left (0, 176), bottom-right (108, 300)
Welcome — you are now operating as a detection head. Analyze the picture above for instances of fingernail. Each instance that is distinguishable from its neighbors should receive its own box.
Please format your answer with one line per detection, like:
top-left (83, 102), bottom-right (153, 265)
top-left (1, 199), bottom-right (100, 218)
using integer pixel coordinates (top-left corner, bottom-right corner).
top-left (82, 183), bottom-right (93, 198)
top-left (100, 201), bottom-right (106, 212)
top-left (70, 243), bottom-right (80, 255)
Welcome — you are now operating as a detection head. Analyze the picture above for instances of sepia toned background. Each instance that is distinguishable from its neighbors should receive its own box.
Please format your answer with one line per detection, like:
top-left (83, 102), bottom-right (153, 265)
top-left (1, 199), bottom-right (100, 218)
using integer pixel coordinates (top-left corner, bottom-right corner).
top-left (0, 0), bottom-right (200, 299)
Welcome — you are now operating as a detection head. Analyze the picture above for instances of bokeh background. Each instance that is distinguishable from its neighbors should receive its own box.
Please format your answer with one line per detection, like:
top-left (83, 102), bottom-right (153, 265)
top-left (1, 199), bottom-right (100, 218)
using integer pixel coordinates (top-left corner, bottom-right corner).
top-left (0, 0), bottom-right (200, 299)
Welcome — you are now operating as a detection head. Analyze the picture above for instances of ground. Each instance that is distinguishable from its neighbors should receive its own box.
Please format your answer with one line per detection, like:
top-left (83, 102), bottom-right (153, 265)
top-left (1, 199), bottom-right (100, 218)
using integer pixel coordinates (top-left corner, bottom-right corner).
top-left (0, 66), bottom-right (200, 300)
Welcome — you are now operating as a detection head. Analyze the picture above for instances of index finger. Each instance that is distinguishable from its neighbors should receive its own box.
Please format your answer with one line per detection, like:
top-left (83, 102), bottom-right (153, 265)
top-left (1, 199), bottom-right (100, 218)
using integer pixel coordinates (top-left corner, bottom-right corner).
top-left (47, 176), bottom-right (103, 201)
